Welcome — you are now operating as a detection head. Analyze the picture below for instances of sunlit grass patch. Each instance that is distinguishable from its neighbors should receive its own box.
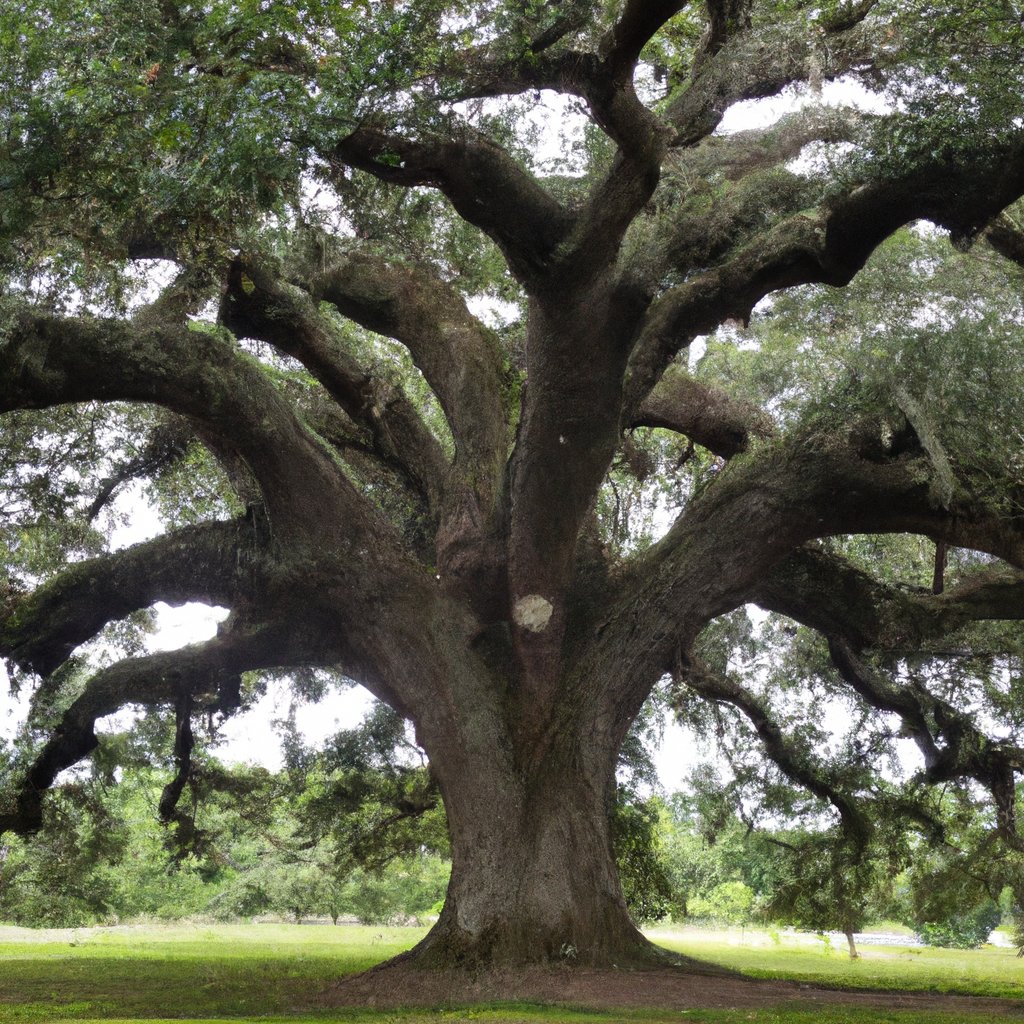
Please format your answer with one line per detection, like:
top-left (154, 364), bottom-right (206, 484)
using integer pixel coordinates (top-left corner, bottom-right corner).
top-left (0, 923), bottom-right (422, 1020)
top-left (649, 926), bottom-right (1024, 1000)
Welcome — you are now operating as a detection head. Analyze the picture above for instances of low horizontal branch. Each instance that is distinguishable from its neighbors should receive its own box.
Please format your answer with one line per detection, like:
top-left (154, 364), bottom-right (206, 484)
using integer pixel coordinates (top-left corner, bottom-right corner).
top-left (1, 627), bottom-right (289, 835)
top-left (0, 518), bottom-right (257, 677)
top-left (630, 366), bottom-right (774, 457)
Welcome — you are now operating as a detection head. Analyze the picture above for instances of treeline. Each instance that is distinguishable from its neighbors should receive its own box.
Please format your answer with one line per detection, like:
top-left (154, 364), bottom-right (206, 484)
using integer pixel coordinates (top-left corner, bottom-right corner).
top-left (1, 749), bottom-right (1020, 955)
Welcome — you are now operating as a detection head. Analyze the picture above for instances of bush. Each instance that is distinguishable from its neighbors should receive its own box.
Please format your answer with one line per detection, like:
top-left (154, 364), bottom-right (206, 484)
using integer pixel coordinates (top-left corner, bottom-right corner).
top-left (688, 881), bottom-right (754, 925)
top-left (917, 901), bottom-right (1002, 949)
top-left (339, 857), bottom-right (449, 926)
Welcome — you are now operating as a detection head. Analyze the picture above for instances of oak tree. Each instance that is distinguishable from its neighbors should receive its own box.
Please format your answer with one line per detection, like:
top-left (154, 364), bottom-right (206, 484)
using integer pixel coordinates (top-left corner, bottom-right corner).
top-left (3, 0), bottom-right (1024, 975)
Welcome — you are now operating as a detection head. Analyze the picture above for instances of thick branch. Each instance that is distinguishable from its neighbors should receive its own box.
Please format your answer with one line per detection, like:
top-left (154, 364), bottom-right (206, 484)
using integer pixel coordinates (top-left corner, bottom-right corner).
top-left (550, 3), bottom-right (688, 284)
top-left (584, 424), bottom-right (1024, 739)
top-left (0, 519), bottom-right (258, 677)
top-left (750, 543), bottom-right (1024, 838)
top-left (985, 212), bottom-right (1024, 268)
top-left (221, 261), bottom-right (450, 516)
top-left (624, 133), bottom-right (1024, 416)
top-left (692, 0), bottom-right (754, 73)
top-left (304, 252), bottom-right (509, 511)
top-left (336, 8), bottom-right (685, 294)
top-left (331, 126), bottom-right (573, 285)
top-left (754, 546), bottom-right (1024, 654)
top-left (671, 106), bottom-right (865, 182)
top-left (630, 366), bottom-right (774, 457)
top-left (637, 109), bottom-right (865, 287)
top-left (600, 0), bottom-right (690, 70)
top-left (695, 529), bottom-right (1024, 841)
top-left (562, 89), bottom-right (670, 283)
top-left (668, 14), bottom-right (877, 146)
top-left (819, 0), bottom-right (881, 34)
top-left (506, 278), bottom-right (646, 705)
top-left (0, 309), bottom-right (370, 543)
top-left (1, 628), bottom-right (288, 835)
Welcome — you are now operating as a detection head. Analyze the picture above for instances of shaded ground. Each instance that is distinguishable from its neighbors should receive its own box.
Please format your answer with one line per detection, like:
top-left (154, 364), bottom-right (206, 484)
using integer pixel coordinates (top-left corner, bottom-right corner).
top-left (328, 964), bottom-right (1024, 1016)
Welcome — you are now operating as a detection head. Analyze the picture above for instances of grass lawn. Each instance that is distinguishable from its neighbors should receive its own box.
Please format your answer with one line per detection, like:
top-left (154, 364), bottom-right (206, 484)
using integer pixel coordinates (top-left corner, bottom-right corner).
top-left (0, 922), bottom-right (1021, 1024)
top-left (650, 925), bottom-right (1024, 999)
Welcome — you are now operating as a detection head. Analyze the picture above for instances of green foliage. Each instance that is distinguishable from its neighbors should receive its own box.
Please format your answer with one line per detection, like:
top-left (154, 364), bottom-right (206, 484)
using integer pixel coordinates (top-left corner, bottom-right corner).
top-left (697, 225), bottom-right (1024, 516)
top-left (283, 701), bottom-right (450, 871)
top-left (0, 403), bottom-right (156, 579)
top-left (754, 830), bottom-right (895, 944)
top-left (655, 765), bottom-right (1024, 954)
top-left (1, 693), bottom-right (684, 931)
top-left (0, 784), bottom-right (126, 926)
top-left (689, 880), bottom-right (755, 925)
top-left (610, 794), bottom-right (673, 923)
top-left (917, 905), bottom-right (1002, 950)
top-left (1, 698), bottom-right (452, 929)
top-left (0, 0), bottom-right (397, 291)
top-left (337, 857), bottom-right (449, 926)
top-left (658, 784), bottom-right (760, 924)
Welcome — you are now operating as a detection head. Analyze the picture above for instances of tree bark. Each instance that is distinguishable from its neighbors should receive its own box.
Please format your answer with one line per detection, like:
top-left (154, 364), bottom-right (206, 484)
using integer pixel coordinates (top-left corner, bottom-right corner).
top-left (389, 684), bottom-right (669, 969)
top-left (418, 770), bottom-right (654, 967)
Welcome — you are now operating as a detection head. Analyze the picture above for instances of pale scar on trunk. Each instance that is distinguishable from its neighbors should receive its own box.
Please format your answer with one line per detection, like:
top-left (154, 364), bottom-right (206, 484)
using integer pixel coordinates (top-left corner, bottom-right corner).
top-left (513, 594), bottom-right (554, 632)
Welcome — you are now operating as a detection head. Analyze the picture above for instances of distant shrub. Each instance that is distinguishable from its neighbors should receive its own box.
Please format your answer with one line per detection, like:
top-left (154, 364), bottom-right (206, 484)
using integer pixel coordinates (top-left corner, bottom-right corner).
top-left (689, 881), bottom-right (754, 925)
top-left (918, 902), bottom-right (1002, 949)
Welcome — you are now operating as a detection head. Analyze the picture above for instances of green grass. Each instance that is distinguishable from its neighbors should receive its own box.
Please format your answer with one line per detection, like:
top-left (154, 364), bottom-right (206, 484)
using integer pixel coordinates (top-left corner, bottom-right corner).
top-left (0, 923), bottom-right (1021, 1024)
top-left (0, 923), bottom-right (419, 1020)
top-left (649, 926), bottom-right (1024, 1000)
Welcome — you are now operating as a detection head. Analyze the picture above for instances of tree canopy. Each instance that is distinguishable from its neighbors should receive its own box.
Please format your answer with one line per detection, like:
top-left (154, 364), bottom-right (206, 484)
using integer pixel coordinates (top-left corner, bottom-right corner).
top-left (2, 0), bottom-right (1024, 978)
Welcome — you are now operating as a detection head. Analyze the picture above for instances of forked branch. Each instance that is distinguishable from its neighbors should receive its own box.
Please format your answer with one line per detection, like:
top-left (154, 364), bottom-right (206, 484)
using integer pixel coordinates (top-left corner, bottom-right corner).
top-left (331, 126), bottom-right (573, 285)
top-left (0, 307), bottom-right (385, 545)
top-left (305, 252), bottom-right (509, 509)
top-left (221, 261), bottom-right (450, 516)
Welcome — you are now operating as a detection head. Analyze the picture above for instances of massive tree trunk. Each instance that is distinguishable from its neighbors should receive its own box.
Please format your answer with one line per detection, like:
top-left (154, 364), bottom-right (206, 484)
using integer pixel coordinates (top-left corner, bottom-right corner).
top-left (384, 644), bottom-right (667, 969)
top-left (417, 747), bottom-right (653, 967)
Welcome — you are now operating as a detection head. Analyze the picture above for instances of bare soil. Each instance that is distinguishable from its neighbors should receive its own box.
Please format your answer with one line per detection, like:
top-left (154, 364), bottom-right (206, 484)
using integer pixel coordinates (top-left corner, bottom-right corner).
top-left (325, 963), bottom-right (1024, 1016)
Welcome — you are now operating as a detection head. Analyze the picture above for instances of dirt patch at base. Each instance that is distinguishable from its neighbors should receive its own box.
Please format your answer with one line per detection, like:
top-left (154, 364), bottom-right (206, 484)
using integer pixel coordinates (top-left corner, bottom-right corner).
top-left (325, 964), bottom-right (1024, 1016)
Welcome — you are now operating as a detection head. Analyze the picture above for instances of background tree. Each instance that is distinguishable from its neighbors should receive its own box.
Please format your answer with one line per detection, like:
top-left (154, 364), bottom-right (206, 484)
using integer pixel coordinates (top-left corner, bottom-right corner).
top-left (2, 0), bottom-right (1024, 980)
top-left (902, 786), bottom-right (1023, 950)
top-left (755, 829), bottom-right (894, 958)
